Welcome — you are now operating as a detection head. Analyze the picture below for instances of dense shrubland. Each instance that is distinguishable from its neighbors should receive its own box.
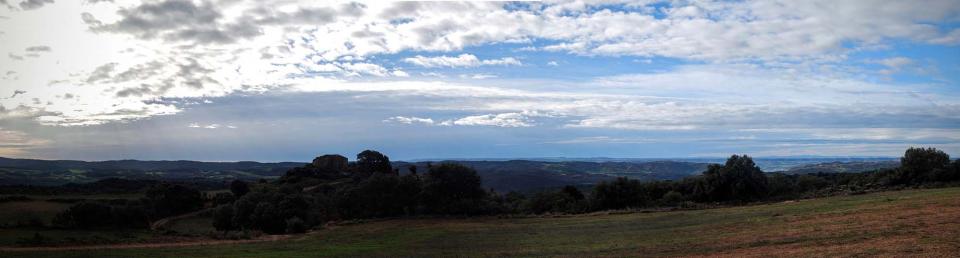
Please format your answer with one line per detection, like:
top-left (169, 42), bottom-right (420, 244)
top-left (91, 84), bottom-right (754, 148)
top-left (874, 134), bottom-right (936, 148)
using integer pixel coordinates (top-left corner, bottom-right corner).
top-left (41, 147), bottom-right (960, 235)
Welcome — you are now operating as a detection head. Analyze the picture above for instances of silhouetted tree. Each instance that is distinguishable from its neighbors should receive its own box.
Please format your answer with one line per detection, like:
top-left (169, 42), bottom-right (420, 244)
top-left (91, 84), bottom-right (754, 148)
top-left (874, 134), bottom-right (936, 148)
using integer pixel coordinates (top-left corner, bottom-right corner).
top-left (420, 163), bottom-right (486, 214)
top-left (230, 180), bottom-right (250, 198)
top-left (896, 147), bottom-right (951, 184)
top-left (591, 177), bottom-right (647, 210)
top-left (145, 183), bottom-right (203, 218)
top-left (562, 185), bottom-right (585, 200)
top-left (212, 204), bottom-right (236, 232)
top-left (356, 150), bottom-right (392, 174)
top-left (212, 192), bottom-right (236, 205)
top-left (699, 155), bottom-right (768, 202)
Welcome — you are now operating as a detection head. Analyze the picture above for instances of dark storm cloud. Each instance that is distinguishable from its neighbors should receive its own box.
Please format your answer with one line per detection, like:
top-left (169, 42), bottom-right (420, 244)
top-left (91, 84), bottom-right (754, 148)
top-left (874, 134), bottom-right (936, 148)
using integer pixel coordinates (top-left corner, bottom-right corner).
top-left (18, 0), bottom-right (53, 10)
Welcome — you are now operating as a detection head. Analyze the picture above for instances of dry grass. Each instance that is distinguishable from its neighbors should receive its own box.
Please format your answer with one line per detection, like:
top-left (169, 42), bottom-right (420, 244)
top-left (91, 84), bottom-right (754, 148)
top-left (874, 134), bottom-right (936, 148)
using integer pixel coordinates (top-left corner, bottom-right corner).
top-left (6, 187), bottom-right (960, 257)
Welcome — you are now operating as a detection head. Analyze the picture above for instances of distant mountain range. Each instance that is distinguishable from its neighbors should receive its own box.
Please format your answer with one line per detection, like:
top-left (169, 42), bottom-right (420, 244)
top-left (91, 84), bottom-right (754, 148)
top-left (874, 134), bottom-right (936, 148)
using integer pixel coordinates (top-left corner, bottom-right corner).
top-left (781, 160), bottom-right (900, 174)
top-left (0, 157), bottom-right (304, 186)
top-left (0, 156), bottom-right (901, 192)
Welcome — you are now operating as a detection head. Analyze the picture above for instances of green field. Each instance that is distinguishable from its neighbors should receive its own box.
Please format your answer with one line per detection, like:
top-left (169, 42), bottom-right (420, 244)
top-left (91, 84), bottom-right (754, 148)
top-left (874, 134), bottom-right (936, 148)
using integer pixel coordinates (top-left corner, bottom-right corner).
top-left (4, 187), bottom-right (960, 257)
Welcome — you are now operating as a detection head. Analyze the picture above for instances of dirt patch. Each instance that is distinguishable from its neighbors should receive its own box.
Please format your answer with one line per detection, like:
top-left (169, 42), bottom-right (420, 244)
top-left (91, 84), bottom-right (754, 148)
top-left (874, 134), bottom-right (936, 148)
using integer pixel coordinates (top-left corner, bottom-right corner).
top-left (685, 194), bottom-right (960, 257)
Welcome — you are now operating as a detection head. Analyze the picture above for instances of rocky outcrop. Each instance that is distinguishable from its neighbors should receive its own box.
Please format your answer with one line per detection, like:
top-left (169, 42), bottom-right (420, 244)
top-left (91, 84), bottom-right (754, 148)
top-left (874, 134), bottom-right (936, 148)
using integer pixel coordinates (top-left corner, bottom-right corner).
top-left (312, 154), bottom-right (348, 172)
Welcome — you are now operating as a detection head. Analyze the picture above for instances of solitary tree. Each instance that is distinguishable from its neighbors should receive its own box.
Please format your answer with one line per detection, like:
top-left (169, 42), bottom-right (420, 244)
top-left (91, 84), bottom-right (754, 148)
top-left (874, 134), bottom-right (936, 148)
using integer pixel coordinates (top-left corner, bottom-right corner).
top-left (356, 150), bottom-right (392, 174)
top-left (700, 155), bottom-right (768, 202)
top-left (897, 147), bottom-right (951, 184)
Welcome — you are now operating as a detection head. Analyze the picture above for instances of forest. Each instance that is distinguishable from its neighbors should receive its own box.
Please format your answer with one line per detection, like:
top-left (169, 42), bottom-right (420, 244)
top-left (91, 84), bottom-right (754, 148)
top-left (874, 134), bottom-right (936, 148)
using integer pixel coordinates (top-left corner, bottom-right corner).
top-left (22, 147), bottom-right (957, 236)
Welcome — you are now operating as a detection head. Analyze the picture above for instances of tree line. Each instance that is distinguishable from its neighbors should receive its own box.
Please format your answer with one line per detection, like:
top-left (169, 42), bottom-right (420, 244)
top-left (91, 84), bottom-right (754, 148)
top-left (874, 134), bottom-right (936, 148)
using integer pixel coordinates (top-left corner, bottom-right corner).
top-left (47, 147), bottom-right (960, 234)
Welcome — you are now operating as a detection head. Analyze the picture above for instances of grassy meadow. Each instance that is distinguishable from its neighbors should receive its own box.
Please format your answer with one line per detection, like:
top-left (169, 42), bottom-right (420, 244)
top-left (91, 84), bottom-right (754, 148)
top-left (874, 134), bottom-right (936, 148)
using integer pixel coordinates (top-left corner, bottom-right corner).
top-left (3, 187), bottom-right (958, 257)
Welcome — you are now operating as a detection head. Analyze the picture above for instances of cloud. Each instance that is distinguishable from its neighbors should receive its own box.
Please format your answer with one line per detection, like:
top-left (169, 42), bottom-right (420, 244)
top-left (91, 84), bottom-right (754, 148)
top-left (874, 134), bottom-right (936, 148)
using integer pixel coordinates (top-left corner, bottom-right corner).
top-left (93, 0), bottom-right (260, 44)
top-left (24, 45), bottom-right (50, 52)
top-left (188, 122), bottom-right (234, 129)
top-left (18, 0), bottom-right (53, 11)
top-left (384, 116), bottom-right (434, 125)
top-left (440, 112), bottom-right (535, 127)
top-left (1, 0), bottom-right (959, 130)
top-left (8, 90), bottom-right (25, 98)
top-left (403, 54), bottom-right (521, 68)
top-left (872, 57), bottom-right (914, 75)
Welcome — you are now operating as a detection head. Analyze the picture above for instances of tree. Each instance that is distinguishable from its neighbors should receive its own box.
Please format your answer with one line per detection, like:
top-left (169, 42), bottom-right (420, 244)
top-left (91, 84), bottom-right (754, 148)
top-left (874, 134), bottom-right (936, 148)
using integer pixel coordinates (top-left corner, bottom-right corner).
top-left (356, 150), bottom-right (392, 174)
top-left (212, 192), bottom-right (236, 205)
top-left (145, 183), bottom-right (203, 218)
top-left (230, 180), bottom-right (250, 198)
top-left (591, 177), bottom-right (647, 210)
top-left (251, 202), bottom-right (285, 234)
top-left (524, 186), bottom-right (588, 214)
top-left (699, 155), bottom-right (768, 202)
top-left (52, 202), bottom-right (114, 228)
top-left (897, 147), bottom-right (951, 184)
top-left (212, 204), bottom-right (236, 232)
top-left (561, 185), bottom-right (585, 200)
top-left (420, 163), bottom-right (487, 214)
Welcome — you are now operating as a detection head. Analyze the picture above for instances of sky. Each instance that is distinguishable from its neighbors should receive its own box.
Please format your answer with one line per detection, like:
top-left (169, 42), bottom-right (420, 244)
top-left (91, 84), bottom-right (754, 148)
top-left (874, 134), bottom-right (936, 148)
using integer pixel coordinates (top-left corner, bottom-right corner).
top-left (0, 0), bottom-right (959, 162)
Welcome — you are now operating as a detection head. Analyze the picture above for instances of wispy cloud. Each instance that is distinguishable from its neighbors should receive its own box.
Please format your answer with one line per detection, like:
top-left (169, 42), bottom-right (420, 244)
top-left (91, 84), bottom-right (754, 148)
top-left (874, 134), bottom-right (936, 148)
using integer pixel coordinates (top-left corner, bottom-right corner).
top-left (404, 54), bottom-right (521, 68)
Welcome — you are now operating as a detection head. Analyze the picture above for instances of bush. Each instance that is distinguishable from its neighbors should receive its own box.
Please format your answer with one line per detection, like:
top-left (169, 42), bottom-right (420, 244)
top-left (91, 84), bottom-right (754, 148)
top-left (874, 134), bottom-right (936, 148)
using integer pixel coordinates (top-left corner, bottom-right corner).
top-left (285, 217), bottom-right (307, 233)
top-left (213, 204), bottom-right (236, 232)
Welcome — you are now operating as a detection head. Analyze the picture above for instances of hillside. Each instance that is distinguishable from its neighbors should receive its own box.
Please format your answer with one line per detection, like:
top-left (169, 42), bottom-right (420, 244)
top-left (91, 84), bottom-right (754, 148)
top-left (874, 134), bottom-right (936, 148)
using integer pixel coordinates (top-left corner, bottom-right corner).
top-left (783, 160), bottom-right (900, 174)
top-left (9, 187), bottom-right (959, 257)
top-left (0, 157), bottom-right (304, 186)
top-left (0, 157), bottom-right (709, 192)
top-left (397, 160), bottom-right (709, 192)
top-left (0, 156), bottom-right (901, 192)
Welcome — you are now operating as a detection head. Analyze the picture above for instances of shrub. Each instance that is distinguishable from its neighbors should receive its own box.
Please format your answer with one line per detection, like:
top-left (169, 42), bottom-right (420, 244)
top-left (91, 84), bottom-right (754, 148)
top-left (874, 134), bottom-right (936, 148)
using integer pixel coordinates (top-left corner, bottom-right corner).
top-left (285, 217), bottom-right (307, 234)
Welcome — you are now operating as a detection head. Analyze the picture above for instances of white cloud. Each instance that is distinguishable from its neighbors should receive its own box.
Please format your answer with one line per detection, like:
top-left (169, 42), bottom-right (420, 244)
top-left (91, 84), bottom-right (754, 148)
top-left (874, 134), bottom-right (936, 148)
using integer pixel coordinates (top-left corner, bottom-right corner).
top-left (0, 0), bottom-right (958, 128)
top-left (440, 112), bottom-right (535, 128)
top-left (384, 116), bottom-right (435, 125)
top-left (546, 61), bottom-right (559, 66)
top-left (403, 54), bottom-right (521, 68)
top-left (464, 73), bottom-right (497, 79)
top-left (188, 122), bottom-right (234, 129)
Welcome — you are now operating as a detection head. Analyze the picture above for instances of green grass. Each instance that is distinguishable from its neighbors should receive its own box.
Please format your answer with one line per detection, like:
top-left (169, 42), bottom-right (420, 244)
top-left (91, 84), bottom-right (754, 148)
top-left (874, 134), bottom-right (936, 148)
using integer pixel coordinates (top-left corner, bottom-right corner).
top-left (7, 187), bottom-right (960, 257)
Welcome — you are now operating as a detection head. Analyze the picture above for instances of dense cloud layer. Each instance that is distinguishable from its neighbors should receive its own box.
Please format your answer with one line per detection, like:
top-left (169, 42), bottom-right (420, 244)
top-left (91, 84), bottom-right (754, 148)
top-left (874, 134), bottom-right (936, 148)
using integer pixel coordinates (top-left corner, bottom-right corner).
top-left (0, 0), bottom-right (958, 159)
